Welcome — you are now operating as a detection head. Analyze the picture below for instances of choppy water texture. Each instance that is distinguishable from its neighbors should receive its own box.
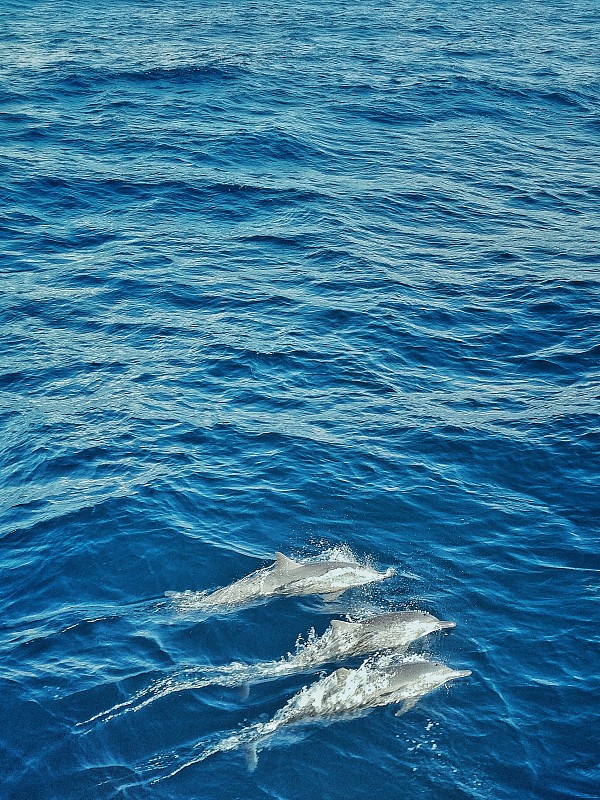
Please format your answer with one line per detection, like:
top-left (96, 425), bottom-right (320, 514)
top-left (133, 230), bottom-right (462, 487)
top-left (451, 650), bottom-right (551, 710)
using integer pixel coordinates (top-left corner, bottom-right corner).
top-left (1, 1), bottom-right (599, 798)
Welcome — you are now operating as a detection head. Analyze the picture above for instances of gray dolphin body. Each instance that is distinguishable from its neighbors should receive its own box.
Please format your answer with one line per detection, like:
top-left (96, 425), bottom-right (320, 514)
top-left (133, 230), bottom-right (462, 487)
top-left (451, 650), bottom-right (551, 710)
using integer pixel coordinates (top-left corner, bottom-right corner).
top-left (325, 611), bottom-right (455, 659)
top-left (171, 655), bottom-right (471, 774)
top-left (170, 552), bottom-right (395, 612)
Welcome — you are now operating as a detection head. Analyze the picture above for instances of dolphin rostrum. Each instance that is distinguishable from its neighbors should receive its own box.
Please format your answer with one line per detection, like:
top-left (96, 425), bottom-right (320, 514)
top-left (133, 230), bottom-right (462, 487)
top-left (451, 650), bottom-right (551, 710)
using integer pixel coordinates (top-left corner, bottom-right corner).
top-left (167, 551), bottom-right (395, 613)
top-left (157, 655), bottom-right (471, 776)
top-left (81, 610), bottom-right (455, 725)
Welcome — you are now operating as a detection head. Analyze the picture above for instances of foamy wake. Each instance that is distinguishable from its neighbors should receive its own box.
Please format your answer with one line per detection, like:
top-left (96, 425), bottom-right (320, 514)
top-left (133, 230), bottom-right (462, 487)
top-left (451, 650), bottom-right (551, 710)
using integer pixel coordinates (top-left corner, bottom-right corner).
top-left (79, 622), bottom-right (363, 726)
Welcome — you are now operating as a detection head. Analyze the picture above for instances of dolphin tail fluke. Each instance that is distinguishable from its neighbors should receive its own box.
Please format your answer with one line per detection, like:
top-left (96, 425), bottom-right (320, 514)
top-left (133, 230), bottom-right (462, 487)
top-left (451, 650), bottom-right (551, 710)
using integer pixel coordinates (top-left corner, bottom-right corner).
top-left (238, 682), bottom-right (250, 701)
top-left (395, 697), bottom-right (420, 717)
top-left (244, 741), bottom-right (259, 772)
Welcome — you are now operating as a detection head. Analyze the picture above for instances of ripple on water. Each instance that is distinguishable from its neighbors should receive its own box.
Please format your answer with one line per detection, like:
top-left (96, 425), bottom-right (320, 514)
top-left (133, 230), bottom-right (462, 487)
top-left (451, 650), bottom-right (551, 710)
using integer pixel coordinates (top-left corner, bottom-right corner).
top-left (1, 1), bottom-right (599, 799)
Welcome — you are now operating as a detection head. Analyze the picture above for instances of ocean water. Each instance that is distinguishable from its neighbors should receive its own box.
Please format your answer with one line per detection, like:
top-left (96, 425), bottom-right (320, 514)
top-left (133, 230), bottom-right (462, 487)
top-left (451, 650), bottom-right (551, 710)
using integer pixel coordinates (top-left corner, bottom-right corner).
top-left (1, 0), bottom-right (599, 798)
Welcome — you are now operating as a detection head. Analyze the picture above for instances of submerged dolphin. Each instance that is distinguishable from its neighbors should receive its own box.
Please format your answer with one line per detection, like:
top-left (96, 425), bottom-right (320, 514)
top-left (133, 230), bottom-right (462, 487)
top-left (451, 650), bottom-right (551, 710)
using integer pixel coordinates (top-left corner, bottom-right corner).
top-left (161, 655), bottom-right (471, 776)
top-left (82, 610), bottom-right (454, 725)
top-left (168, 551), bottom-right (395, 613)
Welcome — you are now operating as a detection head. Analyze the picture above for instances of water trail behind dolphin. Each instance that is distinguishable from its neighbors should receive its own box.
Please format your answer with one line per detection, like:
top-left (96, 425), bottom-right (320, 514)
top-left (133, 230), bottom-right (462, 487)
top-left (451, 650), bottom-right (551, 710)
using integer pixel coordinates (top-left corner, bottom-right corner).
top-left (80, 623), bottom-right (355, 725)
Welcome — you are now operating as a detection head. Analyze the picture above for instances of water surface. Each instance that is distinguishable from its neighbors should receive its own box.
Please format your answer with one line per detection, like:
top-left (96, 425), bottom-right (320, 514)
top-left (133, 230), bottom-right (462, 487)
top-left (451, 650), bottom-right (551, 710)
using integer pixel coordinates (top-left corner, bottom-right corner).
top-left (1, 1), bottom-right (599, 798)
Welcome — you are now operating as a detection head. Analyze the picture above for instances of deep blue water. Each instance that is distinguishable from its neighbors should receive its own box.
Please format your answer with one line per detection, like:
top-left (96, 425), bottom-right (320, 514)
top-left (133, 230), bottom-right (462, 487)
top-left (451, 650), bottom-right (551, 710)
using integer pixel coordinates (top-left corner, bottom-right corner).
top-left (1, 0), bottom-right (599, 798)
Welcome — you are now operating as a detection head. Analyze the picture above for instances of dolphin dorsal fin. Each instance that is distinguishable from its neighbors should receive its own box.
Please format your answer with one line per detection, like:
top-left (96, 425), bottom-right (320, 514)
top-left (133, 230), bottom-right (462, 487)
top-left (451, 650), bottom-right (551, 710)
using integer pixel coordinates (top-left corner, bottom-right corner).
top-left (330, 619), bottom-right (355, 632)
top-left (244, 741), bottom-right (258, 772)
top-left (275, 552), bottom-right (300, 572)
top-left (335, 668), bottom-right (351, 683)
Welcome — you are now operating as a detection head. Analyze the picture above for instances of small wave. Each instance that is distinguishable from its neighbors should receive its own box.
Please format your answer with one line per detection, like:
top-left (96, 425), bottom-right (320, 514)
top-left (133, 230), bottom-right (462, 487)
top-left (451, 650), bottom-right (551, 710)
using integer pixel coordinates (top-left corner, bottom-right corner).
top-left (54, 62), bottom-right (247, 93)
top-left (116, 63), bottom-right (246, 83)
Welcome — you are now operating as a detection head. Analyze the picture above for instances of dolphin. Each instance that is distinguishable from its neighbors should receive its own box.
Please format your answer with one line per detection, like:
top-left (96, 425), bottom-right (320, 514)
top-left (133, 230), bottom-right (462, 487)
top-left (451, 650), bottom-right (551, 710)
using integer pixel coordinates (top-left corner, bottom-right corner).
top-left (325, 611), bottom-right (456, 659)
top-left (81, 610), bottom-right (454, 725)
top-left (160, 655), bottom-right (471, 776)
top-left (168, 551), bottom-right (395, 613)
top-left (240, 656), bottom-right (471, 769)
